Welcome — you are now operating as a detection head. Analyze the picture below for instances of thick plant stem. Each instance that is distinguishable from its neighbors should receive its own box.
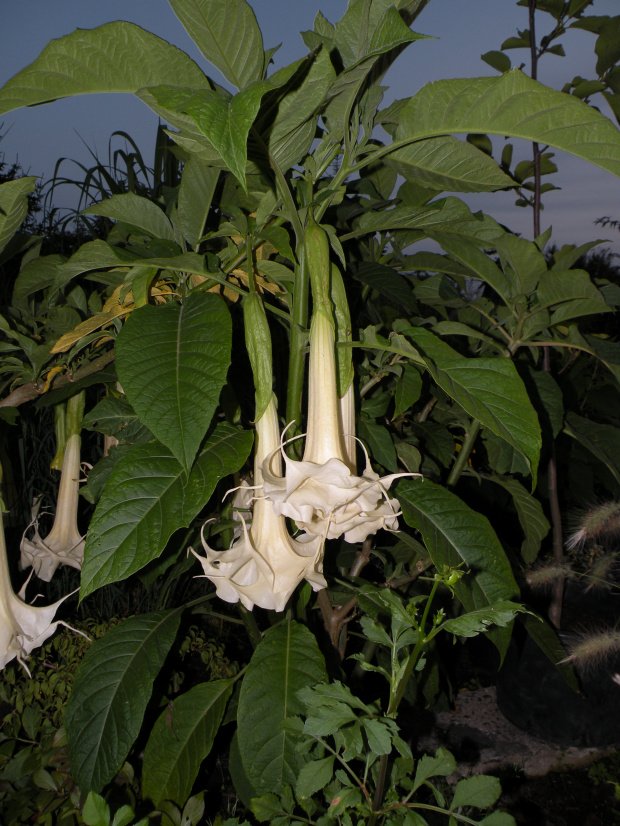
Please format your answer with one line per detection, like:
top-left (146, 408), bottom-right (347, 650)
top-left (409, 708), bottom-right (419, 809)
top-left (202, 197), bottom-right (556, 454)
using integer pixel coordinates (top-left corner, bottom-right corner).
top-left (238, 604), bottom-right (262, 650)
top-left (529, 0), bottom-right (564, 627)
top-left (446, 420), bottom-right (481, 488)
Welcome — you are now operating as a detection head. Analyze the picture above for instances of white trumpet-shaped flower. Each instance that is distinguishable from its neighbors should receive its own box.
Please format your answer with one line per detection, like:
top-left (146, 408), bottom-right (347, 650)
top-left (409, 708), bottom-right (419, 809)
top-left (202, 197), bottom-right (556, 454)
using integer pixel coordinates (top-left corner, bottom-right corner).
top-left (262, 311), bottom-right (417, 544)
top-left (20, 433), bottom-right (85, 582)
top-left (192, 397), bottom-right (326, 612)
top-left (0, 510), bottom-right (80, 674)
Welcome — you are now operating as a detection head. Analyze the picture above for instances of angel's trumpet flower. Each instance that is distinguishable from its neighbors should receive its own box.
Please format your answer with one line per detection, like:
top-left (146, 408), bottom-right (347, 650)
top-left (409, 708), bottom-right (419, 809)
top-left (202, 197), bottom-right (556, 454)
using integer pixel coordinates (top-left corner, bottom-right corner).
top-left (192, 396), bottom-right (326, 611)
top-left (262, 221), bottom-right (418, 544)
top-left (1, 510), bottom-right (79, 674)
top-left (20, 395), bottom-right (85, 582)
top-left (263, 312), bottom-right (412, 543)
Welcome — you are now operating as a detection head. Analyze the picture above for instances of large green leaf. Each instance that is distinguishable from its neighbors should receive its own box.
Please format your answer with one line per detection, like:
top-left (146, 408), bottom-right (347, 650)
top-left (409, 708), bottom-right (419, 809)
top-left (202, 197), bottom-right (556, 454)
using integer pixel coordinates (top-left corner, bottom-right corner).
top-left (177, 157), bottom-right (220, 249)
top-left (391, 70), bottom-right (620, 179)
top-left (0, 22), bottom-right (209, 115)
top-left (386, 136), bottom-right (514, 192)
top-left (80, 423), bottom-right (253, 598)
top-left (402, 327), bottom-right (542, 483)
top-left (142, 679), bottom-right (234, 807)
top-left (486, 476), bottom-right (550, 564)
top-left (535, 269), bottom-right (611, 325)
top-left (80, 395), bottom-right (153, 444)
top-left (350, 262), bottom-right (417, 312)
top-left (65, 611), bottom-right (182, 793)
top-left (494, 234), bottom-right (548, 297)
top-left (169, 0), bottom-right (264, 90)
top-left (350, 195), bottom-right (504, 244)
top-left (147, 84), bottom-right (269, 189)
top-left (564, 412), bottom-right (620, 485)
top-left (266, 49), bottom-right (335, 172)
top-left (0, 178), bottom-right (36, 256)
top-left (398, 477), bottom-right (519, 658)
top-left (237, 621), bottom-right (327, 795)
top-left (115, 291), bottom-right (231, 471)
top-left (82, 193), bottom-right (176, 242)
top-left (425, 232), bottom-right (510, 301)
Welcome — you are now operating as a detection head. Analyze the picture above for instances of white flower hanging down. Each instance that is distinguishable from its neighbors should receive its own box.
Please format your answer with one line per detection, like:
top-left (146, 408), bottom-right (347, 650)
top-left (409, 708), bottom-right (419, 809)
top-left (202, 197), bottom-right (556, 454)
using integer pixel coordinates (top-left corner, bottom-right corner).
top-left (20, 433), bottom-right (85, 582)
top-left (0, 511), bottom-right (81, 674)
top-left (262, 309), bottom-right (417, 544)
top-left (192, 396), bottom-right (326, 612)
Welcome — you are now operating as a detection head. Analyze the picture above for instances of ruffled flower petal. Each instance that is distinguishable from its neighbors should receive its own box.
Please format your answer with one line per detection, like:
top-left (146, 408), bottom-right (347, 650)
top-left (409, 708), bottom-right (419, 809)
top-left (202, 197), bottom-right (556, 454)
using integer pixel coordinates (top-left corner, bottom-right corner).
top-left (192, 398), bottom-right (326, 611)
top-left (261, 311), bottom-right (419, 544)
top-left (1, 512), bottom-right (82, 674)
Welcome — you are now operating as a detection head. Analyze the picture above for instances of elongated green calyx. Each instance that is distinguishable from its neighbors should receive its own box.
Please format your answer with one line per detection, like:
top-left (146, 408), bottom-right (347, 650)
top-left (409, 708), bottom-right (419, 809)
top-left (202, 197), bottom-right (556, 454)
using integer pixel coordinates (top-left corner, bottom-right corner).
top-left (330, 262), bottom-right (354, 399)
top-left (50, 403), bottom-right (67, 471)
top-left (243, 292), bottom-right (273, 422)
top-left (305, 217), bottom-right (333, 323)
top-left (65, 391), bottom-right (86, 439)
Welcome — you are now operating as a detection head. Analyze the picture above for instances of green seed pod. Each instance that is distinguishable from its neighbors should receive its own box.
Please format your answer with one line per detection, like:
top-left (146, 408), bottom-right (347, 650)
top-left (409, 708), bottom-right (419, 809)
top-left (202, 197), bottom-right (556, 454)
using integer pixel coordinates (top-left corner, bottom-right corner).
top-left (243, 291), bottom-right (273, 421)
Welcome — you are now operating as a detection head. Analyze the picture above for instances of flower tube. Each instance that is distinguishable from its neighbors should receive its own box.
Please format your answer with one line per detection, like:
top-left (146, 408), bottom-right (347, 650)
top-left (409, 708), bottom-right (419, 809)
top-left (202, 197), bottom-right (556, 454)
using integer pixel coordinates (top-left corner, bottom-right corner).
top-left (0, 510), bottom-right (79, 674)
top-left (20, 394), bottom-right (85, 582)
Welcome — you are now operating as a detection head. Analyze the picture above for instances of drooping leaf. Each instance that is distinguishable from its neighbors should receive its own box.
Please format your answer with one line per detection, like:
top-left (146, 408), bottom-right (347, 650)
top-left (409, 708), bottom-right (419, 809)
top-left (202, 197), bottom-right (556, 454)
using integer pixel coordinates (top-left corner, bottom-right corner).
top-left (536, 269), bottom-right (610, 325)
top-left (486, 476), bottom-right (550, 564)
top-left (391, 70), bottom-right (620, 179)
top-left (394, 364), bottom-right (423, 418)
top-left (494, 234), bottom-right (547, 297)
top-left (80, 423), bottom-right (253, 598)
top-left (0, 177), bottom-right (37, 256)
top-left (0, 22), bottom-right (209, 115)
top-left (169, 0), bottom-right (265, 90)
top-left (564, 412), bottom-right (620, 485)
top-left (350, 262), bottom-right (417, 312)
top-left (82, 193), bottom-right (176, 242)
top-left (115, 291), bottom-right (232, 471)
top-left (65, 611), bottom-right (182, 793)
top-left (177, 156), bottom-right (220, 249)
top-left (147, 83), bottom-right (270, 189)
top-left (398, 477), bottom-right (519, 658)
top-left (237, 621), bottom-right (327, 795)
top-left (402, 328), bottom-right (542, 483)
top-left (142, 679), bottom-right (234, 807)
top-left (440, 601), bottom-right (526, 640)
top-left (424, 232), bottom-right (510, 301)
top-left (81, 395), bottom-right (153, 444)
top-left (266, 48), bottom-right (335, 172)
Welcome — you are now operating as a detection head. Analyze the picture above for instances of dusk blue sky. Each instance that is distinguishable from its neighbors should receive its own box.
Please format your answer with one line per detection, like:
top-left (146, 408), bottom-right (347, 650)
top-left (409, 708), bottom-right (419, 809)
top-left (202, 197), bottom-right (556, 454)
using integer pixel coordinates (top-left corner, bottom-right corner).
top-left (1, 0), bottom-right (619, 253)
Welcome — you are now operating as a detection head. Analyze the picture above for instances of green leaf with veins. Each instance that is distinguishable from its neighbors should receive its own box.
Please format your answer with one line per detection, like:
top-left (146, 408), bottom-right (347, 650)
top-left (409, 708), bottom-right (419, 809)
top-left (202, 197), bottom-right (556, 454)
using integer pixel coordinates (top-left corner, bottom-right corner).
top-left (0, 22), bottom-right (209, 115)
top-left (80, 424), bottom-right (253, 598)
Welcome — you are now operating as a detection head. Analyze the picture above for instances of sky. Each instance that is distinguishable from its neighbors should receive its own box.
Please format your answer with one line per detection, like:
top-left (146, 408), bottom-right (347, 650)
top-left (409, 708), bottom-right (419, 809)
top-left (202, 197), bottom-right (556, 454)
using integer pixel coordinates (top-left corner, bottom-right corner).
top-left (1, 0), bottom-right (619, 254)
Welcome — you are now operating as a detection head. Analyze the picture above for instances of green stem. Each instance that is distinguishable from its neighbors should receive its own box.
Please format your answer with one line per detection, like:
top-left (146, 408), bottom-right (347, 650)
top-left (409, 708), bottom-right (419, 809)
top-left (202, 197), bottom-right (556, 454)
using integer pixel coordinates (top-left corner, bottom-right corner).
top-left (446, 420), bottom-right (481, 488)
top-left (237, 603), bottom-right (262, 650)
top-left (388, 578), bottom-right (440, 717)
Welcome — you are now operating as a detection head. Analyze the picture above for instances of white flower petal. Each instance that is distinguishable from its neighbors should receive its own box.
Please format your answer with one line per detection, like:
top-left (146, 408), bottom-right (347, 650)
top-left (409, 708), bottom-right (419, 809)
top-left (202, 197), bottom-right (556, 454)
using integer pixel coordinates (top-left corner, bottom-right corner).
top-left (193, 398), bottom-right (326, 611)
top-left (1, 513), bottom-right (81, 673)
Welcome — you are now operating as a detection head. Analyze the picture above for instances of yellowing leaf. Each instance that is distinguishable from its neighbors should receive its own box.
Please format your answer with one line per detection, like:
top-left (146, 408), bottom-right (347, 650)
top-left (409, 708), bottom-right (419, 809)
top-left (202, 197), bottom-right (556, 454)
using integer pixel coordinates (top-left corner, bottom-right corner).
top-left (52, 288), bottom-right (135, 353)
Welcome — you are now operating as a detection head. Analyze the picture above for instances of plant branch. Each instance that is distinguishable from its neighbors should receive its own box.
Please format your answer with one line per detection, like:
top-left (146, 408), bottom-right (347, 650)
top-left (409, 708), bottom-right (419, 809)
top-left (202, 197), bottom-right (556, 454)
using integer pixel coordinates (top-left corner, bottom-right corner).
top-left (0, 350), bottom-right (115, 409)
